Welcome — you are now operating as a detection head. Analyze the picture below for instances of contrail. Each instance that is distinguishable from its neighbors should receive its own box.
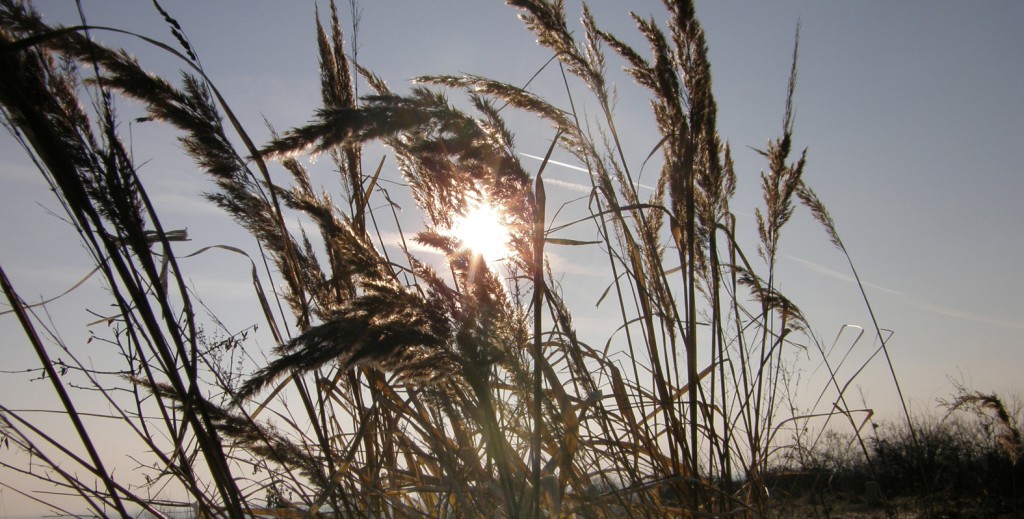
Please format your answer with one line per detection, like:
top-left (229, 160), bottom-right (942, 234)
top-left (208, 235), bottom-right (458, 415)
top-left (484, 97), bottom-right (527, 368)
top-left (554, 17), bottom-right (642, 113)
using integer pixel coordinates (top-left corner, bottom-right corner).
top-left (519, 153), bottom-right (655, 191)
top-left (520, 153), bottom-right (590, 173)
top-left (785, 254), bottom-right (902, 296)
top-left (542, 177), bottom-right (591, 193)
top-left (786, 254), bottom-right (1024, 330)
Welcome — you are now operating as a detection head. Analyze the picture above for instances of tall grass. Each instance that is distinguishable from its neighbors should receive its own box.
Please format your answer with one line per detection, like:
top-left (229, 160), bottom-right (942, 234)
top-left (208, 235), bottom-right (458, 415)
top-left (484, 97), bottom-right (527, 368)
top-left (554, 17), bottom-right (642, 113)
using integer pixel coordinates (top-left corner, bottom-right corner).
top-left (0, 0), bottom-right (907, 517)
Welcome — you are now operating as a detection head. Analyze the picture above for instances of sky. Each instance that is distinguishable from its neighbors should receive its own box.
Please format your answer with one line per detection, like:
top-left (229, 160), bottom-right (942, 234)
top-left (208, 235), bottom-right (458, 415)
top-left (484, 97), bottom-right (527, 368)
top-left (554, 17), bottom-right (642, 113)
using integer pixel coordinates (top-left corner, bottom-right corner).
top-left (1, 1), bottom-right (1023, 516)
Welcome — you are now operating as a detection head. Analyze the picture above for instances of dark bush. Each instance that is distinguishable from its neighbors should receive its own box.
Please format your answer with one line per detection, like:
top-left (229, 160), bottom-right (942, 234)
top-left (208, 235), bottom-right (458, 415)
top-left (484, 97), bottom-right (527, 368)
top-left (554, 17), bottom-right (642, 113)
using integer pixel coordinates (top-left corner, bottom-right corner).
top-left (778, 414), bottom-right (1023, 517)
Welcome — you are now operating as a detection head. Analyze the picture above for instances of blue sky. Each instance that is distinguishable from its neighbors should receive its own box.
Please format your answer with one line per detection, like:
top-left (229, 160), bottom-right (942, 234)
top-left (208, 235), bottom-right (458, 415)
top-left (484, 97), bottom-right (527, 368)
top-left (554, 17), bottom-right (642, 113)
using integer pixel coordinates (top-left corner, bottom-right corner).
top-left (1, 1), bottom-right (1023, 515)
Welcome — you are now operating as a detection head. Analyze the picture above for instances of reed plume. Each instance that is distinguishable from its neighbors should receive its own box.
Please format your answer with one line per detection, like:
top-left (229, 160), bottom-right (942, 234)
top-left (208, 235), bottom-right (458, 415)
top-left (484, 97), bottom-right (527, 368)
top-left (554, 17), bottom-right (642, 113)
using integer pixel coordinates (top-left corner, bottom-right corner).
top-left (0, 1), bottom-right (910, 517)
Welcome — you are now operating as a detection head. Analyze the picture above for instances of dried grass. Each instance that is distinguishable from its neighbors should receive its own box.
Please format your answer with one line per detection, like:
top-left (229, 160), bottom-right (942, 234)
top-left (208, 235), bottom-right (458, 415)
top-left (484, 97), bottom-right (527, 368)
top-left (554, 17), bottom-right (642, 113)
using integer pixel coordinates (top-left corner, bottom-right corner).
top-left (0, 1), bottom-right (911, 517)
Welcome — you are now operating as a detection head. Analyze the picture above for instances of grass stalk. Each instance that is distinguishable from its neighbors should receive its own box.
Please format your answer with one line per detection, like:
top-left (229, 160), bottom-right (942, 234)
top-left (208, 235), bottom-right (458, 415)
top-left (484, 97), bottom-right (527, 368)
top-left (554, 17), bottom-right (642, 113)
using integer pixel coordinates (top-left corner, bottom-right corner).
top-left (0, 1), bottom-right (935, 516)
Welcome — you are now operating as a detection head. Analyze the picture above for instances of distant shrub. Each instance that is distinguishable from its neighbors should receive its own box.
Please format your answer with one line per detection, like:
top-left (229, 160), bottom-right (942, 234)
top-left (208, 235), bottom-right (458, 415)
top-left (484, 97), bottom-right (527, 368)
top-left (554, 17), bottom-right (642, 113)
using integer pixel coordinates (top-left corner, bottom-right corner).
top-left (776, 407), bottom-right (1023, 517)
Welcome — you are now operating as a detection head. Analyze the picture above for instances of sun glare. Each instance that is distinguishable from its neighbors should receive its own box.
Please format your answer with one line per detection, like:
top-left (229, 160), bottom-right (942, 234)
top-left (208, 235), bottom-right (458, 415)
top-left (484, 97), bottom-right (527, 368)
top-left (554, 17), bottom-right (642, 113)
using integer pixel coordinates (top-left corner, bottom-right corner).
top-left (450, 197), bottom-right (512, 265)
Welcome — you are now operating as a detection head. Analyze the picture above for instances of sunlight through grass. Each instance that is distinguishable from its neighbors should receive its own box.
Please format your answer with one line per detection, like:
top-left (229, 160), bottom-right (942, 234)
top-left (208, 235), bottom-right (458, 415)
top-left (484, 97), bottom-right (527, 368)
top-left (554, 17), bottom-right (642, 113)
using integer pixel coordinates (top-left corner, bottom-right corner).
top-left (449, 195), bottom-right (512, 265)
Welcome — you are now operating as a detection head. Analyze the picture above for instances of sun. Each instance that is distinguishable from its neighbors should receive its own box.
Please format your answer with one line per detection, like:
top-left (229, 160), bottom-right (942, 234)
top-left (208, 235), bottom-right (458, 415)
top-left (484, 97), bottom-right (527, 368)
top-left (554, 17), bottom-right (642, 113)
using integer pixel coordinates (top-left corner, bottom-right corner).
top-left (449, 196), bottom-right (512, 265)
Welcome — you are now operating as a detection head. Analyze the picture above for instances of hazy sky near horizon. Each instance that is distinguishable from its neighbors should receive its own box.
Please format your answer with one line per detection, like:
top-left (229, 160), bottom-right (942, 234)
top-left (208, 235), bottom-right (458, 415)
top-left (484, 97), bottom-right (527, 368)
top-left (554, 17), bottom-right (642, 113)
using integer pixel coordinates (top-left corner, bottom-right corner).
top-left (1, 0), bottom-right (1023, 515)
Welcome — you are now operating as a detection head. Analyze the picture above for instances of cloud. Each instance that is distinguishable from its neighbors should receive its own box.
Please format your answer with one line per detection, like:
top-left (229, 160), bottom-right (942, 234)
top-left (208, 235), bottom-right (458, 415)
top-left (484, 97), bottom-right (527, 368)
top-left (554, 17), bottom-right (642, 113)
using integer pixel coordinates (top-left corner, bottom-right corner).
top-left (545, 249), bottom-right (608, 278)
top-left (519, 153), bottom-right (655, 192)
top-left (542, 177), bottom-right (592, 193)
top-left (519, 153), bottom-right (590, 174)
top-left (907, 300), bottom-right (1024, 331)
top-left (0, 160), bottom-right (45, 186)
top-left (376, 231), bottom-right (445, 256)
top-left (376, 229), bottom-right (607, 280)
top-left (150, 190), bottom-right (226, 219)
top-left (786, 254), bottom-right (1024, 331)
top-left (184, 274), bottom-right (260, 303)
top-left (784, 254), bottom-right (902, 296)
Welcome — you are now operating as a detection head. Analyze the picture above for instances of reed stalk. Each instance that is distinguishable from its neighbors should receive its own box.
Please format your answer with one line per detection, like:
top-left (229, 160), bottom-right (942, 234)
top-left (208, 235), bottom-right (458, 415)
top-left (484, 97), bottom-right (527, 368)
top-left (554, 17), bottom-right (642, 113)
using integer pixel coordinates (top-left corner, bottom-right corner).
top-left (0, 1), bottom-right (910, 517)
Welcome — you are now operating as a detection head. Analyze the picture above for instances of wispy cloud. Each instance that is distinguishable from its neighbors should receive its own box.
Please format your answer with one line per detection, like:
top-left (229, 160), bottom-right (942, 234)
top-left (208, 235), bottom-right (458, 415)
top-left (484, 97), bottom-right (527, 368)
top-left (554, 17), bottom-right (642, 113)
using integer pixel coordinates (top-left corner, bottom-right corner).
top-left (150, 191), bottom-right (225, 219)
top-left (909, 300), bottom-right (1024, 331)
top-left (519, 153), bottom-right (655, 191)
top-left (784, 254), bottom-right (902, 296)
top-left (786, 254), bottom-right (1024, 330)
top-left (519, 153), bottom-right (589, 173)
top-left (542, 177), bottom-right (592, 193)
top-left (0, 161), bottom-right (45, 186)
top-left (545, 249), bottom-right (608, 278)
top-left (184, 274), bottom-right (259, 303)
top-left (376, 229), bottom-right (607, 280)
top-left (377, 231), bottom-right (444, 256)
